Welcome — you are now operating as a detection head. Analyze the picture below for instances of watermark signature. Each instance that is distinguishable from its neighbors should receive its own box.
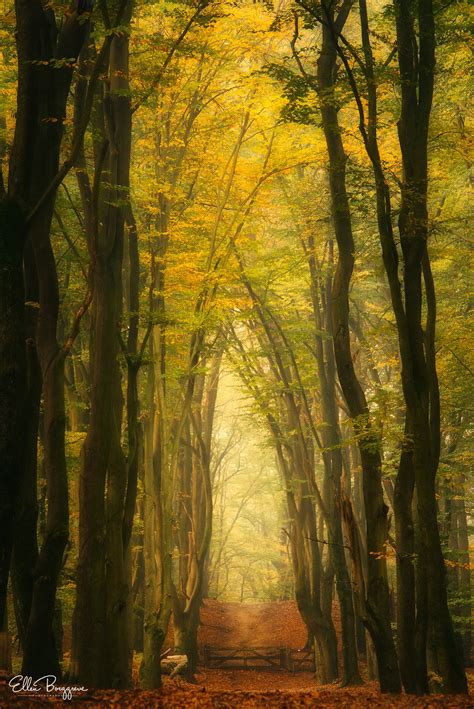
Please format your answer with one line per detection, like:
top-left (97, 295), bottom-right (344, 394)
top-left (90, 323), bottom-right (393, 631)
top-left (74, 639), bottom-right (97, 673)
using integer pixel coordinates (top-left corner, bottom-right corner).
top-left (9, 675), bottom-right (88, 701)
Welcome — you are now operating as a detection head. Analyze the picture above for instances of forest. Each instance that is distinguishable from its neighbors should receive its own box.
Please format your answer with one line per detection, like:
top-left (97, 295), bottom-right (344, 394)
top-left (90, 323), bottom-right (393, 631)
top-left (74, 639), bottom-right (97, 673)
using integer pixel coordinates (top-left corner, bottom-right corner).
top-left (0, 0), bottom-right (472, 706)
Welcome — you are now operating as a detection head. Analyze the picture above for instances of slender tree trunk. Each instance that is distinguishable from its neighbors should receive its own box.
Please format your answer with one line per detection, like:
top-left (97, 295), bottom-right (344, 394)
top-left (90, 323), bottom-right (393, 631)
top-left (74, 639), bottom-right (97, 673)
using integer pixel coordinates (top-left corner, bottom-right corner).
top-left (76, 254), bottom-right (119, 685)
top-left (75, 4), bottom-right (135, 687)
top-left (65, 355), bottom-right (88, 432)
top-left (393, 431), bottom-right (419, 692)
top-left (140, 296), bottom-right (173, 688)
top-left (22, 345), bottom-right (68, 677)
top-left (392, 0), bottom-right (467, 692)
top-left (141, 391), bottom-right (173, 688)
top-left (307, 237), bottom-right (361, 686)
top-left (141, 361), bottom-right (161, 687)
top-left (23, 160), bottom-right (72, 681)
top-left (103, 15), bottom-right (134, 686)
top-left (132, 509), bottom-right (145, 653)
top-left (0, 197), bottom-right (27, 627)
top-left (283, 456), bottom-right (338, 684)
top-left (173, 355), bottom-right (220, 679)
top-left (5, 3), bottom-right (91, 674)
top-left (455, 488), bottom-right (472, 665)
top-left (316, 16), bottom-right (400, 694)
top-left (10, 243), bottom-right (40, 649)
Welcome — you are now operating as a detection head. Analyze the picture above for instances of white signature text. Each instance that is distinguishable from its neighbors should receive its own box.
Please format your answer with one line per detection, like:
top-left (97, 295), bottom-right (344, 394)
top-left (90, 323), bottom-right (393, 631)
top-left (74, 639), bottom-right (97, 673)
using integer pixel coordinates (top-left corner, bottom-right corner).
top-left (9, 675), bottom-right (88, 701)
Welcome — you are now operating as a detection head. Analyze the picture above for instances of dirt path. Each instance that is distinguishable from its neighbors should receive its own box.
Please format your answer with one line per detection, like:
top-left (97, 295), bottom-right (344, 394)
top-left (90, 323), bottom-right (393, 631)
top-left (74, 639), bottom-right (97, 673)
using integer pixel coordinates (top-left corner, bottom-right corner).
top-left (198, 600), bottom-right (308, 649)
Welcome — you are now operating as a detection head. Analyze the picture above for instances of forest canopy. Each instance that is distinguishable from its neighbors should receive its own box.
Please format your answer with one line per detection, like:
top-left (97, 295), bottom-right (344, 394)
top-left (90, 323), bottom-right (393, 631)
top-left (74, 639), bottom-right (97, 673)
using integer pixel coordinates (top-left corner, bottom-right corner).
top-left (0, 0), bottom-right (472, 702)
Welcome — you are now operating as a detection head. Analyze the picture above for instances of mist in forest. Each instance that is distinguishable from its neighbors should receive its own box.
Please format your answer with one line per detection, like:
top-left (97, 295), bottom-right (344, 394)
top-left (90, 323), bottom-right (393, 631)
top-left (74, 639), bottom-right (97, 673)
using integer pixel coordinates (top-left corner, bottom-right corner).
top-left (209, 365), bottom-right (291, 603)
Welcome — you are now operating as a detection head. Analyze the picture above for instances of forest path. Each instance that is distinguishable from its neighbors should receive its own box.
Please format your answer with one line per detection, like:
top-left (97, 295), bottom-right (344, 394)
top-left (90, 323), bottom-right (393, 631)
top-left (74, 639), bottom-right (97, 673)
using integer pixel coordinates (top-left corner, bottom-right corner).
top-left (198, 599), bottom-right (308, 649)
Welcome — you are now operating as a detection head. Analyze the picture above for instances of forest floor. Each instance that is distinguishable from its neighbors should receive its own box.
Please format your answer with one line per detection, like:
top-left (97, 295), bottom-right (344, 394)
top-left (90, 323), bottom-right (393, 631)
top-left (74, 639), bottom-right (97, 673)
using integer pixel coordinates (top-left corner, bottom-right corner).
top-left (197, 599), bottom-right (310, 649)
top-left (2, 673), bottom-right (473, 707)
top-left (2, 600), bottom-right (473, 707)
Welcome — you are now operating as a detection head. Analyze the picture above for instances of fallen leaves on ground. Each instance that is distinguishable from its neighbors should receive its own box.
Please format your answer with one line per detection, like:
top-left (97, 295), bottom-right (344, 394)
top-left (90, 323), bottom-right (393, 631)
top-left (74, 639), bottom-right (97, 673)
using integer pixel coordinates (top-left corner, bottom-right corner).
top-left (198, 600), bottom-right (310, 650)
top-left (1, 674), bottom-right (473, 708)
top-left (4, 601), bottom-right (472, 707)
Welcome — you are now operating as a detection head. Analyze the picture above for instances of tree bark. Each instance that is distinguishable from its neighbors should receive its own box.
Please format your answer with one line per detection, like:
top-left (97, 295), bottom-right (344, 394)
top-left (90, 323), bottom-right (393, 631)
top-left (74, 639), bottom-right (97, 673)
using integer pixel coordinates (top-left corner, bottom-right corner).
top-left (76, 4), bottom-right (133, 686)
top-left (316, 12), bottom-right (400, 694)
top-left (10, 243), bottom-right (40, 649)
top-left (173, 354), bottom-right (221, 679)
top-left (2, 1), bottom-right (91, 671)
top-left (0, 197), bottom-right (27, 626)
top-left (306, 235), bottom-right (362, 686)
top-left (393, 0), bottom-right (466, 692)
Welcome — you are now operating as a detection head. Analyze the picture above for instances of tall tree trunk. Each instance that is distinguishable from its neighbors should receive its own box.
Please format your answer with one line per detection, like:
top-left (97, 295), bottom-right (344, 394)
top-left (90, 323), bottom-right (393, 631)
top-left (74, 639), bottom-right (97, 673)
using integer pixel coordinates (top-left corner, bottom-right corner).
top-left (307, 235), bottom-right (361, 686)
top-left (173, 355), bottom-right (220, 679)
top-left (10, 243), bottom-right (40, 649)
top-left (103, 13), bottom-right (134, 687)
top-left (0, 0), bottom-right (90, 635)
top-left (393, 427), bottom-right (419, 692)
top-left (454, 486), bottom-right (472, 665)
top-left (277, 443), bottom-right (338, 684)
top-left (341, 0), bottom-right (467, 691)
top-left (316, 12), bottom-right (400, 694)
top-left (76, 6), bottom-right (133, 685)
top-left (382, 0), bottom-right (467, 692)
top-left (140, 250), bottom-right (173, 688)
top-left (0, 197), bottom-right (27, 627)
top-left (140, 353), bottom-right (173, 688)
top-left (76, 240), bottom-right (122, 686)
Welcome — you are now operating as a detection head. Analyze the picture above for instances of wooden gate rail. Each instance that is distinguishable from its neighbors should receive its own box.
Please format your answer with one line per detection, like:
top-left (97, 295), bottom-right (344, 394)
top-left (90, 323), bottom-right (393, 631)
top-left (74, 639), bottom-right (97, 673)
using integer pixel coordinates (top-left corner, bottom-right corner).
top-left (201, 645), bottom-right (315, 672)
top-left (286, 648), bottom-right (315, 672)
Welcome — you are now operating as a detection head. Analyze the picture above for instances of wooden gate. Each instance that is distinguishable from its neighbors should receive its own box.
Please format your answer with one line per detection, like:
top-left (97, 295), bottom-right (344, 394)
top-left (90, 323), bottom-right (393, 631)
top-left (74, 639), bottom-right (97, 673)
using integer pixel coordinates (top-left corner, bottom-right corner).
top-left (202, 645), bottom-right (315, 672)
top-left (286, 648), bottom-right (315, 672)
